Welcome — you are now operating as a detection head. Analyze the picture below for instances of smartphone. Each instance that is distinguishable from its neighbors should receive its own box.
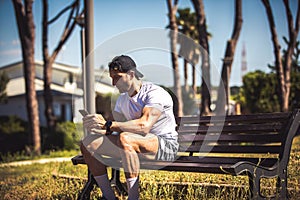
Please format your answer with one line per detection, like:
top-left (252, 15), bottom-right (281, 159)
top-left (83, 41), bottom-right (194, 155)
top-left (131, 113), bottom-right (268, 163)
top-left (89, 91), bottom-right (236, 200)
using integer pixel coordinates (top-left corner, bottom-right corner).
top-left (79, 109), bottom-right (89, 117)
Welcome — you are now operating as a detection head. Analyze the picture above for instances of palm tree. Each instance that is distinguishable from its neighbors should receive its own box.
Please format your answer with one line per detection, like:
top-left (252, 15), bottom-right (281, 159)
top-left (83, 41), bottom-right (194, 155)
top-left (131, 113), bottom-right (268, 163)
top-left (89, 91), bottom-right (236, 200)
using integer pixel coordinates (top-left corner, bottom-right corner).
top-left (177, 8), bottom-right (198, 95)
top-left (166, 0), bottom-right (184, 117)
top-left (191, 0), bottom-right (212, 116)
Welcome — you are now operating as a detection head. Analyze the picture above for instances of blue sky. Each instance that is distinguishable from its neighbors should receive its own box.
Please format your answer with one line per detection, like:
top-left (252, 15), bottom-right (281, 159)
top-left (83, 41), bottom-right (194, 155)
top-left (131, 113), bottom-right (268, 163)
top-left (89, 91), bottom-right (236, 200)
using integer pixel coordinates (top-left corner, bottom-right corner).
top-left (0, 0), bottom-right (299, 87)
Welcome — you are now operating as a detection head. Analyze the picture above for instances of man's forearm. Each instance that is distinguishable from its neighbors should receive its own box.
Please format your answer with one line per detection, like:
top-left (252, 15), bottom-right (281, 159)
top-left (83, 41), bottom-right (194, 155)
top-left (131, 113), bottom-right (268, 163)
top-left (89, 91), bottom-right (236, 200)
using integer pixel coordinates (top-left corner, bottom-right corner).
top-left (110, 119), bottom-right (150, 136)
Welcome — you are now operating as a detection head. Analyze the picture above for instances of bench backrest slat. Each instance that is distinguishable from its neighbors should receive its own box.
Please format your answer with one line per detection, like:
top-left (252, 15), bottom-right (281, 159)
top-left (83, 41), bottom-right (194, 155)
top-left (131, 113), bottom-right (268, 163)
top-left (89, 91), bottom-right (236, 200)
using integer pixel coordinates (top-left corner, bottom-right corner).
top-left (176, 112), bottom-right (290, 124)
top-left (175, 111), bottom-right (297, 157)
top-left (177, 124), bottom-right (283, 134)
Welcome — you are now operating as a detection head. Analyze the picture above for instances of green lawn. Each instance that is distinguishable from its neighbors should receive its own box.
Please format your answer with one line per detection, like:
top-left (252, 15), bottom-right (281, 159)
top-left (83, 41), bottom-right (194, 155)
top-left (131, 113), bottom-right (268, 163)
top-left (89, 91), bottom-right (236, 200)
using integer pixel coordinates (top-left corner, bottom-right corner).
top-left (1, 136), bottom-right (299, 200)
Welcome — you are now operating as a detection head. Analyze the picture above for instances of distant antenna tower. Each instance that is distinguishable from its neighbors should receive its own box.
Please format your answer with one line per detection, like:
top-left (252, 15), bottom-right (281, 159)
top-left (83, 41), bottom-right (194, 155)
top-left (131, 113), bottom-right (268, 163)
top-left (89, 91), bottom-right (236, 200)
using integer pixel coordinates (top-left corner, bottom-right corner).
top-left (241, 42), bottom-right (247, 81)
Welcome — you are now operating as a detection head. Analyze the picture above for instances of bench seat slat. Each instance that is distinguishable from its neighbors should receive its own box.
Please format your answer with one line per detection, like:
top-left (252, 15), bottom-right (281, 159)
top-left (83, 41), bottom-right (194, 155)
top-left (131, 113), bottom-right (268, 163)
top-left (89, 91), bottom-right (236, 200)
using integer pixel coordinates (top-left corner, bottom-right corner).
top-left (73, 155), bottom-right (278, 175)
top-left (141, 161), bottom-right (237, 174)
top-left (102, 158), bottom-right (237, 174)
top-left (176, 156), bottom-right (278, 167)
top-left (178, 133), bottom-right (282, 143)
top-left (72, 155), bottom-right (279, 169)
top-left (104, 158), bottom-right (278, 175)
top-left (180, 145), bottom-right (281, 154)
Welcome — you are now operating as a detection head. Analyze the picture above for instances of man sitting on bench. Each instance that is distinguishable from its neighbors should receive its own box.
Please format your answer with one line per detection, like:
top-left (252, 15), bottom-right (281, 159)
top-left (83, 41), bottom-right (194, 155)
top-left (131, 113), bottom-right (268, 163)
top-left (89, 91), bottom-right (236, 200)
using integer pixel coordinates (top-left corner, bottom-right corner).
top-left (80, 55), bottom-right (179, 200)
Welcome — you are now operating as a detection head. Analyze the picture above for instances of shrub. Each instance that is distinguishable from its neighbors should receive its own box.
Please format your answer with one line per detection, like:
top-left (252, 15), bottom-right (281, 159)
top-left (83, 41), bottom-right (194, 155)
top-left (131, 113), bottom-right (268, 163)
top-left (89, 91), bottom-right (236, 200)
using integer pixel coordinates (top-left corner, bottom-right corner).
top-left (0, 116), bottom-right (29, 156)
top-left (56, 122), bottom-right (83, 150)
top-left (0, 115), bottom-right (27, 134)
top-left (41, 122), bottom-right (83, 151)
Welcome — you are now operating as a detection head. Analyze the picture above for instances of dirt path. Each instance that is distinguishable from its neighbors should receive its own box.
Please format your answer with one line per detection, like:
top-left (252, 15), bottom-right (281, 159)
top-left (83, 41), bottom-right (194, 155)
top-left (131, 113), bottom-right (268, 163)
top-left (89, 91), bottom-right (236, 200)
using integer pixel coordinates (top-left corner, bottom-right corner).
top-left (0, 157), bottom-right (73, 167)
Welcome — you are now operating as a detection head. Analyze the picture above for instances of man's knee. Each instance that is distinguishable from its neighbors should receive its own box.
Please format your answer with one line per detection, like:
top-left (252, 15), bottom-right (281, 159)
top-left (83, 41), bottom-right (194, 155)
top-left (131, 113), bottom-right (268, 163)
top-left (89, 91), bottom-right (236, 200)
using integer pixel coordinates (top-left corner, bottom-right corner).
top-left (118, 132), bottom-right (135, 149)
top-left (81, 134), bottom-right (104, 153)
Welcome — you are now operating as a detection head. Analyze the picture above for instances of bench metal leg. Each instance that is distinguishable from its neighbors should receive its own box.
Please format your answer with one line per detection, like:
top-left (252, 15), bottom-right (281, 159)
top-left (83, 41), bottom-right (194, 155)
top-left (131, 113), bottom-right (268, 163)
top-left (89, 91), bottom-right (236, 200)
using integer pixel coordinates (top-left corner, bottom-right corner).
top-left (248, 171), bottom-right (263, 200)
top-left (248, 169), bottom-right (289, 200)
top-left (110, 168), bottom-right (127, 195)
top-left (78, 170), bottom-right (96, 200)
top-left (276, 168), bottom-right (288, 199)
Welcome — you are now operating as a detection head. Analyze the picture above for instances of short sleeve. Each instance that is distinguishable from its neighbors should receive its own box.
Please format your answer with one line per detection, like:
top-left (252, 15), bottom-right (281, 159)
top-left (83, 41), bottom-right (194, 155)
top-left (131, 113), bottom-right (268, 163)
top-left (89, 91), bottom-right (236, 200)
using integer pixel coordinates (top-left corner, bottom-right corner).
top-left (144, 86), bottom-right (172, 112)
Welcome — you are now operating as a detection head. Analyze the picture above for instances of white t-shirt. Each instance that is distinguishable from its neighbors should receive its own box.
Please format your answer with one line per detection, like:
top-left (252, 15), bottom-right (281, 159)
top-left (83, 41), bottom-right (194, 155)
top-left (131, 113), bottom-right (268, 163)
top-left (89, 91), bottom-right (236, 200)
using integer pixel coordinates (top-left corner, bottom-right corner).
top-left (114, 82), bottom-right (178, 139)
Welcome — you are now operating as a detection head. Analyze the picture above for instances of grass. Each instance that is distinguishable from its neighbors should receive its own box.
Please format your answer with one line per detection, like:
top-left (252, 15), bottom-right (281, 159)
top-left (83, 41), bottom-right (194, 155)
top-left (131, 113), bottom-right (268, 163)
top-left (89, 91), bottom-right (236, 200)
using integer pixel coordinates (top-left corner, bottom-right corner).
top-left (0, 136), bottom-right (299, 200)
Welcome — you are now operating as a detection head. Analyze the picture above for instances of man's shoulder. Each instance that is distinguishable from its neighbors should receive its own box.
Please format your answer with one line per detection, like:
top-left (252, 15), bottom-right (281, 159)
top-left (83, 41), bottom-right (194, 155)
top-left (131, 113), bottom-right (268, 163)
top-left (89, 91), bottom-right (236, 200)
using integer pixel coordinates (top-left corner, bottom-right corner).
top-left (141, 82), bottom-right (172, 101)
top-left (142, 82), bottom-right (164, 92)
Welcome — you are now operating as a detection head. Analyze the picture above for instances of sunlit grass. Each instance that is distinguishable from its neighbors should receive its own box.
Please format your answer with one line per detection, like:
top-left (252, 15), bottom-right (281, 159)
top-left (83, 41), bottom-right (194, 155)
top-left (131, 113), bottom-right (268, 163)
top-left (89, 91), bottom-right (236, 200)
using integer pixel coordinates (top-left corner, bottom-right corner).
top-left (0, 136), bottom-right (299, 199)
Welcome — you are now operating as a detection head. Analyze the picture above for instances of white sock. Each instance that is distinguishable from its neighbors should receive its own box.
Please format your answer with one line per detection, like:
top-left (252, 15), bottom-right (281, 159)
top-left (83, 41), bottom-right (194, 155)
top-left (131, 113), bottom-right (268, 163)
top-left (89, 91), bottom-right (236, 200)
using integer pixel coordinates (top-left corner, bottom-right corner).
top-left (94, 174), bottom-right (116, 200)
top-left (126, 176), bottom-right (139, 200)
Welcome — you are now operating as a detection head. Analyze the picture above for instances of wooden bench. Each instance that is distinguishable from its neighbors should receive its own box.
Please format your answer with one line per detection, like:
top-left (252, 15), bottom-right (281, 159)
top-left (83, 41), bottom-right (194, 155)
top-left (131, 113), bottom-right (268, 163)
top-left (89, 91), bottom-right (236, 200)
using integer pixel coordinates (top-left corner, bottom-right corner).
top-left (72, 109), bottom-right (300, 199)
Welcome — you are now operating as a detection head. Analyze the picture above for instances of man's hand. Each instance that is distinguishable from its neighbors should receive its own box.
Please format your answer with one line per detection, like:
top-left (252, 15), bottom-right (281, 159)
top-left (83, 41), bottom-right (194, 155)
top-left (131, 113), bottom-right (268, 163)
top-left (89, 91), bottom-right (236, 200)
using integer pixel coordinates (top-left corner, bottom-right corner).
top-left (83, 114), bottom-right (107, 135)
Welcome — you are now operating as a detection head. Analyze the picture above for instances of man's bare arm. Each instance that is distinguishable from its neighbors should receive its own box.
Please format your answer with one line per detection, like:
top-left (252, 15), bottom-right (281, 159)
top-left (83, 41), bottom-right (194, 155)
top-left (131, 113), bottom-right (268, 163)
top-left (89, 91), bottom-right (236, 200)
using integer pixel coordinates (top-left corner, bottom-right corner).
top-left (111, 107), bottom-right (161, 135)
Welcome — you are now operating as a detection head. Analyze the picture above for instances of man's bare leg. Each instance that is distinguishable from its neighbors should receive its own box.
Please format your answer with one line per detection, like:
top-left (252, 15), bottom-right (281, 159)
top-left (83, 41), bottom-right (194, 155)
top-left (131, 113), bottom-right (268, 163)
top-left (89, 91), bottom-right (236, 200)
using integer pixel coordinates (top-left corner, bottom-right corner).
top-left (81, 134), bottom-right (121, 200)
top-left (118, 132), bottom-right (159, 200)
top-left (81, 132), bottom-right (159, 200)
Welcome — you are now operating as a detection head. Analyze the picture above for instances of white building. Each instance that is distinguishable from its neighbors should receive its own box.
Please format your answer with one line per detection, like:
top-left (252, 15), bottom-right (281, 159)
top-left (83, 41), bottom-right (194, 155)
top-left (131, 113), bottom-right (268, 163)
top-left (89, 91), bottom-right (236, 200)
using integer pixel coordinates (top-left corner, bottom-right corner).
top-left (0, 61), bottom-right (116, 126)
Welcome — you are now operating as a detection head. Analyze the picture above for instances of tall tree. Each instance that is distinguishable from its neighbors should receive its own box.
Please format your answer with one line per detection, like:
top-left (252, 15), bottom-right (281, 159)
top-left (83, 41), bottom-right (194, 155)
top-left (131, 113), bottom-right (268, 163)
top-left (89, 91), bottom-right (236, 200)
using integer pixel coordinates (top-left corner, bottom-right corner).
top-left (261, 0), bottom-right (300, 112)
top-left (12, 0), bottom-right (41, 155)
top-left (177, 8), bottom-right (198, 96)
top-left (42, 0), bottom-right (80, 129)
top-left (191, 0), bottom-right (212, 116)
top-left (215, 0), bottom-right (243, 115)
top-left (166, 0), bottom-right (184, 117)
top-left (267, 38), bottom-right (300, 110)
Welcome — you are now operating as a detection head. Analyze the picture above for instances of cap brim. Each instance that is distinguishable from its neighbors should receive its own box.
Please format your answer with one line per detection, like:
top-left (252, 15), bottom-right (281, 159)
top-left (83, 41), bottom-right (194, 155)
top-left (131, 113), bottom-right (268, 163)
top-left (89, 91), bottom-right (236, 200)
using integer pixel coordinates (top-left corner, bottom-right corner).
top-left (135, 69), bottom-right (144, 78)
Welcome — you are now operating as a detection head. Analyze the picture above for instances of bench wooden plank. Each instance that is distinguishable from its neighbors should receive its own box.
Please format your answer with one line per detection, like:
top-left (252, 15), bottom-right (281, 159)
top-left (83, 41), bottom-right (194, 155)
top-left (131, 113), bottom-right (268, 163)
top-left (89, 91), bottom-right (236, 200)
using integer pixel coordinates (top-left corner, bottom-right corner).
top-left (179, 133), bottom-right (282, 143)
top-left (180, 144), bottom-right (281, 154)
top-left (72, 154), bottom-right (278, 168)
top-left (178, 124), bottom-right (284, 134)
top-left (176, 112), bottom-right (290, 124)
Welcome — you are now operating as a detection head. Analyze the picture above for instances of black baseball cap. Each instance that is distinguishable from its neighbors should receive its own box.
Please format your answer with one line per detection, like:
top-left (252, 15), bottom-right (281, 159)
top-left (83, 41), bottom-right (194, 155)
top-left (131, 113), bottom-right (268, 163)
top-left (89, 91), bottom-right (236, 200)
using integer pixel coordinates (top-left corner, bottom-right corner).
top-left (108, 55), bottom-right (144, 79)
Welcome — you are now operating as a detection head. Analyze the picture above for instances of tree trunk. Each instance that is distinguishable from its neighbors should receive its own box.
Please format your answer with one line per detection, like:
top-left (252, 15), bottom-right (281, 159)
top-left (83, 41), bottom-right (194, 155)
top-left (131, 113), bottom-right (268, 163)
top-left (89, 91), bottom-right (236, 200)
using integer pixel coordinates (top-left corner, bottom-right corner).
top-left (42, 0), bottom-right (80, 129)
top-left (191, 0), bottom-right (211, 116)
top-left (12, 0), bottom-right (41, 155)
top-left (282, 0), bottom-right (300, 111)
top-left (167, 0), bottom-right (184, 117)
top-left (42, 0), bottom-right (56, 129)
top-left (215, 0), bottom-right (242, 115)
top-left (184, 59), bottom-right (189, 93)
top-left (262, 0), bottom-right (300, 112)
top-left (192, 63), bottom-right (196, 97)
top-left (262, 0), bottom-right (285, 112)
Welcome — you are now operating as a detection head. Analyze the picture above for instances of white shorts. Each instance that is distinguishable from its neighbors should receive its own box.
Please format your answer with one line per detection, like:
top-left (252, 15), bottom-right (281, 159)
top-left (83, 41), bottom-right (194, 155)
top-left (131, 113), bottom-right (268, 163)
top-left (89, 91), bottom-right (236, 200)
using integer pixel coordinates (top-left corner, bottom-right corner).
top-left (155, 136), bottom-right (179, 161)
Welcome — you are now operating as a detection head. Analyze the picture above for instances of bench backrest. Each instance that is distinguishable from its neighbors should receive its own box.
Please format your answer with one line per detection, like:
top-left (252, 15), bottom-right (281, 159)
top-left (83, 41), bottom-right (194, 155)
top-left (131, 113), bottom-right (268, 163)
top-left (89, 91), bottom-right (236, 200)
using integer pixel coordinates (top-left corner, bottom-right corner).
top-left (175, 109), bottom-right (300, 160)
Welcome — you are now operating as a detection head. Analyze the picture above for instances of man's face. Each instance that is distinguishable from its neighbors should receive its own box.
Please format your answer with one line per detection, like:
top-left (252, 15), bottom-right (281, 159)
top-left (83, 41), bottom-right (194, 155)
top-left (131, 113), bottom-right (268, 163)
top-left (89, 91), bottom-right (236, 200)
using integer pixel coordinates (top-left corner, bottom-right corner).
top-left (109, 70), bottom-right (132, 93)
